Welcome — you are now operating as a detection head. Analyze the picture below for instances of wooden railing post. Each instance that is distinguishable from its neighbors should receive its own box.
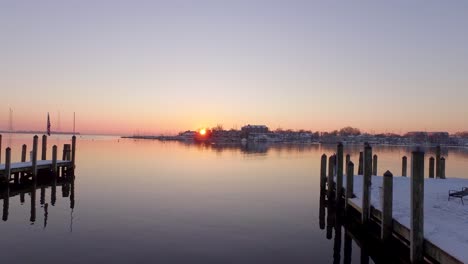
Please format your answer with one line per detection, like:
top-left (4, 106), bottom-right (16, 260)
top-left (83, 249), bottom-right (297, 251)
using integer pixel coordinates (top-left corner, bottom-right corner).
top-left (362, 145), bottom-right (372, 225)
top-left (429, 157), bottom-right (435, 179)
top-left (41, 135), bottom-right (47, 160)
top-left (402, 156), bottom-right (407, 177)
top-left (382, 170), bottom-right (393, 242)
top-left (32, 135), bottom-right (38, 180)
top-left (411, 150), bottom-right (425, 263)
top-left (336, 143), bottom-right (344, 201)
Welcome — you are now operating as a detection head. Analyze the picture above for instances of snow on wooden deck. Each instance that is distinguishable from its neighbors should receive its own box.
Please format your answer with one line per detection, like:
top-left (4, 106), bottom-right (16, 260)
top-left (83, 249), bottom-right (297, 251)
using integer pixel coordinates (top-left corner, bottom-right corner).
top-left (0, 160), bottom-right (71, 170)
top-left (346, 175), bottom-right (468, 262)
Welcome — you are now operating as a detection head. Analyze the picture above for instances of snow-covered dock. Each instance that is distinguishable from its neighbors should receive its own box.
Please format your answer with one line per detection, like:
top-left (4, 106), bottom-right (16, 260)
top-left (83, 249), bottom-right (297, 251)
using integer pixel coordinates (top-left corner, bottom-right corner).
top-left (0, 160), bottom-right (72, 173)
top-left (347, 175), bottom-right (468, 263)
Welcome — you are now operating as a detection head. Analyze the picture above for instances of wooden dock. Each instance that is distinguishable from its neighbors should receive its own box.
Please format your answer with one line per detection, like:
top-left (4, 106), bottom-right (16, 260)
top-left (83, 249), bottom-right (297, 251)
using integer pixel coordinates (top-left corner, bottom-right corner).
top-left (321, 143), bottom-right (464, 264)
top-left (0, 135), bottom-right (76, 183)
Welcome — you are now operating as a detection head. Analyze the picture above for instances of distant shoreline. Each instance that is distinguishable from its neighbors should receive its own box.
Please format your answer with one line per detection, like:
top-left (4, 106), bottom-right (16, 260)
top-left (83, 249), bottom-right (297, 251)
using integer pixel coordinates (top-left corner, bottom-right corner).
top-left (0, 131), bottom-right (80, 135)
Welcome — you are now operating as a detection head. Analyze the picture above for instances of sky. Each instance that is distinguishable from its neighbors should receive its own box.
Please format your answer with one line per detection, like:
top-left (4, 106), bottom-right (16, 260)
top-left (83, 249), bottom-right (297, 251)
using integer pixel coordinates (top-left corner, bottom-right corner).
top-left (1, 0), bottom-right (468, 135)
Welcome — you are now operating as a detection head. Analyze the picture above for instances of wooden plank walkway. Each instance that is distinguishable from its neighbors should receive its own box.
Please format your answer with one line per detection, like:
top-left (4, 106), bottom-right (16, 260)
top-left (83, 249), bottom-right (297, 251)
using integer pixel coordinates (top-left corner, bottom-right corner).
top-left (0, 160), bottom-right (72, 174)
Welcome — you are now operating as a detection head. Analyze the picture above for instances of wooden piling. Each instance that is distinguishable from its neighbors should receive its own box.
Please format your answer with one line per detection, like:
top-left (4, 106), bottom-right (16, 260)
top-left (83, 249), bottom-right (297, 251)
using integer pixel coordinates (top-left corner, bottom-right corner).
top-left (382, 170), bottom-right (393, 242)
top-left (345, 161), bottom-right (354, 211)
top-left (0, 134), bottom-right (2, 164)
top-left (32, 136), bottom-right (38, 179)
top-left (411, 150), bottom-right (425, 263)
top-left (52, 145), bottom-right (58, 176)
top-left (358, 152), bottom-right (363, 175)
top-left (21, 144), bottom-right (27, 162)
top-left (72, 135), bottom-right (76, 168)
top-left (372, 154), bottom-right (378, 176)
top-left (435, 146), bottom-right (441, 178)
top-left (320, 154), bottom-right (327, 191)
top-left (336, 143), bottom-right (344, 201)
top-left (41, 135), bottom-right (47, 160)
top-left (4, 147), bottom-right (11, 182)
top-left (440, 157), bottom-right (446, 179)
top-left (362, 145), bottom-right (372, 225)
top-left (328, 155), bottom-right (335, 199)
top-left (402, 156), bottom-right (407, 177)
top-left (346, 154), bottom-right (350, 168)
top-left (63, 144), bottom-right (71, 161)
top-left (429, 157), bottom-right (435, 179)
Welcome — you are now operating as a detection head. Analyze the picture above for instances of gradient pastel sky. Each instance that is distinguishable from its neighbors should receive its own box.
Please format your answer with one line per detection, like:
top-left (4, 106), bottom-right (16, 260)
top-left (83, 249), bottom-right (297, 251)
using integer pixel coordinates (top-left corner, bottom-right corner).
top-left (1, 0), bottom-right (468, 135)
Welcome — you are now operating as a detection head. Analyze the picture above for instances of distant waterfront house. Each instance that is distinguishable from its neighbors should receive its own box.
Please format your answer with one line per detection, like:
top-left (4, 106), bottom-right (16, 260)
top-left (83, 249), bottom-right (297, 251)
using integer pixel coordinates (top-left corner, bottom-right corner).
top-left (241, 125), bottom-right (269, 134)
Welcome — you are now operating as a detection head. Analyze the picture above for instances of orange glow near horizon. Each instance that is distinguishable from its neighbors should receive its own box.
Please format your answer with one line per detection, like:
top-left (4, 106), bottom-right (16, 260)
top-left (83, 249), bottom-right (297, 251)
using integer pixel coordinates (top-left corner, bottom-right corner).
top-left (199, 129), bottom-right (207, 136)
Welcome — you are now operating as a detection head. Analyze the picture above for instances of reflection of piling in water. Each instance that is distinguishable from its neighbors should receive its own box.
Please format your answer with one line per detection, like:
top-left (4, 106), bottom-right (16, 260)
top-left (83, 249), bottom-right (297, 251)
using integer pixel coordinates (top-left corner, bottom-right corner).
top-left (333, 204), bottom-right (342, 264)
top-left (44, 203), bottom-right (48, 229)
top-left (40, 187), bottom-right (46, 205)
top-left (2, 185), bottom-right (9, 221)
top-left (51, 178), bottom-right (57, 206)
top-left (30, 184), bottom-right (36, 223)
top-left (70, 176), bottom-right (75, 209)
top-left (343, 233), bottom-right (352, 264)
top-left (326, 198), bottom-right (335, 240)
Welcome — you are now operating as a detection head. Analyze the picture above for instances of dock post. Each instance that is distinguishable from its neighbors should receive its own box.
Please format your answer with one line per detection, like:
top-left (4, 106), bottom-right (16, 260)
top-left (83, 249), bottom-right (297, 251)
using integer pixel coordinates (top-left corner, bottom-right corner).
top-left (52, 145), bottom-right (58, 176)
top-left (372, 154), bottom-right (378, 176)
top-left (345, 161), bottom-right (354, 211)
top-left (41, 135), bottom-right (47, 160)
top-left (327, 155), bottom-right (335, 200)
top-left (410, 150), bottom-right (425, 263)
top-left (402, 156), bottom-right (407, 177)
top-left (440, 157), bottom-right (446, 179)
top-left (4, 148), bottom-right (11, 182)
top-left (358, 152), bottom-right (363, 175)
top-left (0, 134), bottom-right (2, 164)
top-left (21, 144), bottom-right (27, 162)
top-left (336, 143), bottom-right (344, 201)
top-left (362, 144), bottom-right (372, 225)
top-left (71, 135), bottom-right (76, 168)
top-left (382, 170), bottom-right (393, 243)
top-left (320, 154), bottom-right (327, 191)
top-left (429, 157), bottom-right (435, 179)
top-left (32, 135), bottom-right (38, 180)
top-left (435, 145), bottom-right (441, 178)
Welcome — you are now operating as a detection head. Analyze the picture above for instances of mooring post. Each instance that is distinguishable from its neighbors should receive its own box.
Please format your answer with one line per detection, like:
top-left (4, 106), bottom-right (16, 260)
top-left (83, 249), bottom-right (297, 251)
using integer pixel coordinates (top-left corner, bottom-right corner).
top-left (429, 157), bottom-right (435, 179)
top-left (63, 144), bottom-right (71, 161)
top-left (336, 143), bottom-right (344, 201)
top-left (435, 145), bottom-right (441, 178)
top-left (345, 161), bottom-right (354, 211)
top-left (362, 144), bottom-right (372, 225)
top-left (411, 150), bottom-right (425, 263)
top-left (327, 155), bottom-right (335, 200)
top-left (4, 147), bottom-right (11, 182)
top-left (21, 144), bottom-right (27, 162)
top-left (320, 154), bottom-right (327, 191)
top-left (41, 135), bottom-right (47, 160)
top-left (0, 134), bottom-right (2, 164)
top-left (32, 135), bottom-right (38, 180)
top-left (402, 156), bottom-right (407, 177)
top-left (52, 145), bottom-right (58, 176)
top-left (358, 152), bottom-right (363, 175)
top-left (372, 154), bottom-right (378, 176)
top-left (71, 135), bottom-right (76, 168)
top-left (345, 154), bottom-right (350, 168)
top-left (440, 157), bottom-right (446, 179)
top-left (382, 170), bottom-right (393, 243)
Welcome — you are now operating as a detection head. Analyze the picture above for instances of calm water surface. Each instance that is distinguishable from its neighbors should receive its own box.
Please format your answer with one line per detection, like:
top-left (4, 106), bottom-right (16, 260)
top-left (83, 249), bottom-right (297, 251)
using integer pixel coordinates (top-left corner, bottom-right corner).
top-left (1, 133), bottom-right (468, 263)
